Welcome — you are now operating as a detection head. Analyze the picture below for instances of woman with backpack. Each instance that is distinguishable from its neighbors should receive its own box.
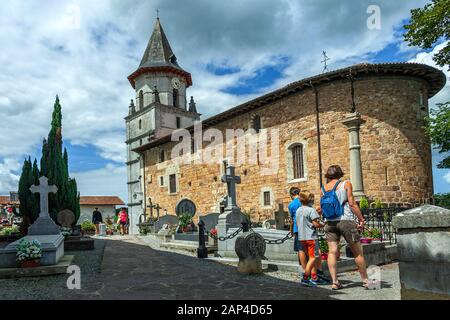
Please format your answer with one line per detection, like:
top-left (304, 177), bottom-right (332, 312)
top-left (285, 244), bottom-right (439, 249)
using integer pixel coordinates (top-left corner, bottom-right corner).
top-left (319, 165), bottom-right (369, 290)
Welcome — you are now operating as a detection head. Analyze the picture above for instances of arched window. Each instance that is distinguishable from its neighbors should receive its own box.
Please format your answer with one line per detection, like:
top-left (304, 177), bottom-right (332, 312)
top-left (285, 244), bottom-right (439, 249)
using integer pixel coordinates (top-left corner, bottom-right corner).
top-left (252, 115), bottom-right (262, 133)
top-left (139, 90), bottom-right (144, 109)
top-left (173, 89), bottom-right (179, 107)
top-left (291, 144), bottom-right (304, 179)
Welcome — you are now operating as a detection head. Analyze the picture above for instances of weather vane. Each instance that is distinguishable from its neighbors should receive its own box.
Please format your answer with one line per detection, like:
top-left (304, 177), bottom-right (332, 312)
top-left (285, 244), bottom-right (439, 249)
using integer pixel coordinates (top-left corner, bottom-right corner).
top-left (321, 51), bottom-right (330, 73)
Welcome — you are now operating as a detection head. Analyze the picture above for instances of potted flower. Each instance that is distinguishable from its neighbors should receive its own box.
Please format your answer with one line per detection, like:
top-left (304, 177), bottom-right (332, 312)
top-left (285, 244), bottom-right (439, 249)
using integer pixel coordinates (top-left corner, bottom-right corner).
top-left (319, 238), bottom-right (329, 261)
top-left (60, 227), bottom-right (72, 239)
top-left (179, 214), bottom-right (193, 233)
top-left (361, 227), bottom-right (382, 244)
top-left (16, 239), bottom-right (42, 268)
top-left (209, 228), bottom-right (218, 246)
top-left (81, 220), bottom-right (96, 236)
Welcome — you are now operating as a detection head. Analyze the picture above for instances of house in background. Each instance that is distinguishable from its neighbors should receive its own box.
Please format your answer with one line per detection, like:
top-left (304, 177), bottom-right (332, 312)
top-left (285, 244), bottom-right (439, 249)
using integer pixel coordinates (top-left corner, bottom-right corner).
top-left (78, 196), bottom-right (125, 224)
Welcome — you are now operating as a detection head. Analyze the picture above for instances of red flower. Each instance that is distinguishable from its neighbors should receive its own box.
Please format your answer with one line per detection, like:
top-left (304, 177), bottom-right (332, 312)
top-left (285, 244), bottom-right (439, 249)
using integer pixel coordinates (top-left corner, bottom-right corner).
top-left (209, 228), bottom-right (217, 236)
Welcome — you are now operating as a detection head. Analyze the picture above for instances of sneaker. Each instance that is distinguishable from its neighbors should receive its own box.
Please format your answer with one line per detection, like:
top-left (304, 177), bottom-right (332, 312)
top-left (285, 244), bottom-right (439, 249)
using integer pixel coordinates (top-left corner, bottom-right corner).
top-left (314, 277), bottom-right (331, 285)
top-left (301, 278), bottom-right (317, 287)
top-left (317, 273), bottom-right (331, 284)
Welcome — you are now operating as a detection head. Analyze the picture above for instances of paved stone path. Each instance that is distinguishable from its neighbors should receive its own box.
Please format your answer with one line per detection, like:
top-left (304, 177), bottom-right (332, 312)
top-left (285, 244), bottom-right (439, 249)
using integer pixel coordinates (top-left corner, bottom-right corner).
top-left (71, 236), bottom-right (334, 299)
top-left (71, 236), bottom-right (399, 300)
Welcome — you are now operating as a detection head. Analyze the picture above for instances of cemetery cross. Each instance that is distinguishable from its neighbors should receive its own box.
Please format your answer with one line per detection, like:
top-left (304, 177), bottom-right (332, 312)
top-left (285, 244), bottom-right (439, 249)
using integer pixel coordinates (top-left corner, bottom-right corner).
top-left (30, 176), bottom-right (58, 218)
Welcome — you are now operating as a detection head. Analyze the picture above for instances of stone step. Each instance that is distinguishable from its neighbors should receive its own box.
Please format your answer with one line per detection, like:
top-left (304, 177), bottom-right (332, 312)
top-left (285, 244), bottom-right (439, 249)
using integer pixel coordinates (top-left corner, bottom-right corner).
top-left (0, 255), bottom-right (74, 279)
top-left (205, 256), bottom-right (358, 274)
top-left (160, 241), bottom-right (216, 253)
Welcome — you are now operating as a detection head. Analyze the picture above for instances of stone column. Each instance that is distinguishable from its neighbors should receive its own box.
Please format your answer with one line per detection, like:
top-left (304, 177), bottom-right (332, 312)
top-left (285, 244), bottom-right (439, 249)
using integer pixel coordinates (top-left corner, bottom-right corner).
top-left (342, 112), bottom-right (365, 200)
top-left (392, 205), bottom-right (450, 300)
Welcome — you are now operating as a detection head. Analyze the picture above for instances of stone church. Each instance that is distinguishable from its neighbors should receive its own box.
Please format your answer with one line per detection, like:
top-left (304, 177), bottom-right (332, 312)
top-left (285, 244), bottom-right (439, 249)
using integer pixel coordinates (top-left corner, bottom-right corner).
top-left (125, 18), bottom-right (446, 234)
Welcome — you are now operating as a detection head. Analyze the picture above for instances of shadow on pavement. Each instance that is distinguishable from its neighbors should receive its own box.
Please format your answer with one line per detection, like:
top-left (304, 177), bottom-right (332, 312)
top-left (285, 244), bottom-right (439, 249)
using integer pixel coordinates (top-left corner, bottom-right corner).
top-left (72, 237), bottom-right (346, 300)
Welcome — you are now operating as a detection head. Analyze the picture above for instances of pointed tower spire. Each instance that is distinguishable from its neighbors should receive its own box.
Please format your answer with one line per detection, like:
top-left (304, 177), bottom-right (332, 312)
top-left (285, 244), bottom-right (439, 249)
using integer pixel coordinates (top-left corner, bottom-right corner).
top-left (139, 18), bottom-right (178, 68)
top-left (128, 18), bottom-right (192, 89)
top-left (188, 96), bottom-right (197, 113)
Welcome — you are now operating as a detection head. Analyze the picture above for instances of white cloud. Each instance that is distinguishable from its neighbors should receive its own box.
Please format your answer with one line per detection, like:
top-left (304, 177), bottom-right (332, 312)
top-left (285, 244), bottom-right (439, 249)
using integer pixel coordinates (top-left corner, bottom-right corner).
top-left (72, 164), bottom-right (127, 201)
top-left (0, 0), bottom-right (445, 198)
top-left (444, 172), bottom-right (450, 184)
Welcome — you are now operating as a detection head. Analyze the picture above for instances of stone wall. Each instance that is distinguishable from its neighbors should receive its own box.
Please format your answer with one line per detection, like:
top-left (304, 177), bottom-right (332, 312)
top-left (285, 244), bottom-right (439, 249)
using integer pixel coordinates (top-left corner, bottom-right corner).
top-left (142, 74), bottom-right (433, 222)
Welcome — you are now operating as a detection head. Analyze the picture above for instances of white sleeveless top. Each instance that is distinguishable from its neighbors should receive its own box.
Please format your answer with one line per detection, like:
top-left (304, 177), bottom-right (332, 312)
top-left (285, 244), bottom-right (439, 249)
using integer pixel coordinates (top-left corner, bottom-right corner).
top-left (325, 180), bottom-right (355, 222)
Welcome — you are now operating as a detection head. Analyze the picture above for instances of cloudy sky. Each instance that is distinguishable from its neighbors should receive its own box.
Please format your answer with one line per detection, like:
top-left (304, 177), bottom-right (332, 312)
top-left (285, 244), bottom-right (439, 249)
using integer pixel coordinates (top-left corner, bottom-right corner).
top-left (0, 0), bottom-right (448, 203)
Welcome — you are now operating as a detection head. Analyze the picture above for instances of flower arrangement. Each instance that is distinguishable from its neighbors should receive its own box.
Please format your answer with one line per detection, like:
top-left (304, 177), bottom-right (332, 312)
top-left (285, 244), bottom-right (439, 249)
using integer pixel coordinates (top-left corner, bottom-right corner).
top-left (16, 239), bottom-right (42, 265)
top-left (0, 225), bottom-right (20, 236)
top-left (179, 213), bottom-right (193, 231)
top-left (209, 228), bottom-right (218, 237)
top-left (60, 227), bottom-right (72, 238)
top-left (81, 220), bottom-right (96, 232)
top-left (361, 227), bottom-right (383, 243)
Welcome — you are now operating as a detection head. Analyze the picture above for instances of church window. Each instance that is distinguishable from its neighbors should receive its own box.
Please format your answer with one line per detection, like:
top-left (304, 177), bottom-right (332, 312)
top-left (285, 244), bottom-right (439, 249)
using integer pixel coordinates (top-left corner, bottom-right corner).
top-left (292, 144), bottom-right (304, 179)
top-left (159, 176), bottom-right (164, 187)
top-left (169, 174), bottom-right (177, 194)
top-left (173, 89), bottom-right (179, 107)
top-left (139, 119), bottom-right (142, 130)
top-left (139, 90), bottom-right (144, 109)
top-left (263, 191), bottom-right (271, 206)
top-left (252, 115), bottom-right (262, 133)
top-left (159, 150), bottom-right (165, 163)
top-left (176, 117), bottom-right (181, 129)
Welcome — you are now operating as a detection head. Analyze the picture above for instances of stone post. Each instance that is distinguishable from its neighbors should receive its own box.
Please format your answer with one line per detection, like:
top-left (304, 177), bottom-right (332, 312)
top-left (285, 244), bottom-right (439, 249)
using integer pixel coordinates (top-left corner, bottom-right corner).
top-left (392, 205), bottom-right (450, 300)
top-left (342, 112), bottom-right (365, 200)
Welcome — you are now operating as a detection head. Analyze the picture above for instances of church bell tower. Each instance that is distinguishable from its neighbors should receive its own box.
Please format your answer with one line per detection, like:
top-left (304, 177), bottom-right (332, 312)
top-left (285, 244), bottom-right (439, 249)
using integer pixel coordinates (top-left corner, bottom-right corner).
top-left (125, 17), bottom-right (200, 234)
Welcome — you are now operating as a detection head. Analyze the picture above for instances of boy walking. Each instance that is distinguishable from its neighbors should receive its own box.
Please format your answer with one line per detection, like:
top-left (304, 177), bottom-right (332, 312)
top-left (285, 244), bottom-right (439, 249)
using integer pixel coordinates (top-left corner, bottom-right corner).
top-left (297, 191), bottom-right (329, 286)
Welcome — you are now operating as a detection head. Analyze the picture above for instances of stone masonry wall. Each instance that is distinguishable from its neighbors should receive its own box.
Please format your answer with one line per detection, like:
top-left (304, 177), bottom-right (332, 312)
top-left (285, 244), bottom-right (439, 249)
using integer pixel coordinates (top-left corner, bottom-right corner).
top-left (142, 75), bottom-right (433, 223)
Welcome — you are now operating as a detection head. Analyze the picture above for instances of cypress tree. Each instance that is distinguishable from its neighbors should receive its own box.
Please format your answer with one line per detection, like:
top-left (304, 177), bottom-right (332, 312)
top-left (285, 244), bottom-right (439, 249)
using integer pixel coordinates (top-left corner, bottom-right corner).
top-left (19, 96), bottom-right (80, 227)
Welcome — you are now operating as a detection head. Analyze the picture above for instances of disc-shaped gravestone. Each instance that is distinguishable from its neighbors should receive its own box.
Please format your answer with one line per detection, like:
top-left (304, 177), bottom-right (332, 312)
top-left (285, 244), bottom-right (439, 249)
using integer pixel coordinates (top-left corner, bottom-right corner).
top-left (175, 199), bottom-right (196, 217)
top-left (57, 209), bottom-right (75, 228)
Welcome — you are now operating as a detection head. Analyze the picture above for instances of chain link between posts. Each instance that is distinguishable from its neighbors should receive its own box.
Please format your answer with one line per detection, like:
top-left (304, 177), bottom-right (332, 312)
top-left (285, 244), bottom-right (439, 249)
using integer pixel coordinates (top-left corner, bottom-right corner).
top-left (209, 227), bottom-right (244, 241)
top-left (248, 227), bottom-right (294, 244)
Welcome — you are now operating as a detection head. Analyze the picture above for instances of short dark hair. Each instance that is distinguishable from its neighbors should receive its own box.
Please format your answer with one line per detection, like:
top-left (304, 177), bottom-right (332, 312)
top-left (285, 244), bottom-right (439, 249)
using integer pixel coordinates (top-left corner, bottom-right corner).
top-left (289, 187), bottom-right (300, 197)
top-left (325, 165), bottom-right (344, 180)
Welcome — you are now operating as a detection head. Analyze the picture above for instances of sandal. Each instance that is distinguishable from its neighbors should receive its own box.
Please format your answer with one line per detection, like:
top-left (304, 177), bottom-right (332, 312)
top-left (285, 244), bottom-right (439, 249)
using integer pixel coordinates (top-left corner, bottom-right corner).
top-left (362, 279), bottom-right (370, 289)
top-left (331, 282), bottom-right (343, 290)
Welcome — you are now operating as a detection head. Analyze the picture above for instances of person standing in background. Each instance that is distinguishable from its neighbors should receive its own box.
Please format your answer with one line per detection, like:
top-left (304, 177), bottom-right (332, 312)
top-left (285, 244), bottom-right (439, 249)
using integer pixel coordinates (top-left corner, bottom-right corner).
top-left (92, 208), bottom-right (103, 235)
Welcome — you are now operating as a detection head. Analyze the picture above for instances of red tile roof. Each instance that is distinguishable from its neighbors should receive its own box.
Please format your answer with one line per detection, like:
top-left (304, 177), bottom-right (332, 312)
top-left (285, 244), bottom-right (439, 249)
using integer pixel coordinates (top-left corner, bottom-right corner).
top-left (0, 196), bottom-right (125, 206)
top-left (79, 196), bottom-right (125, 206)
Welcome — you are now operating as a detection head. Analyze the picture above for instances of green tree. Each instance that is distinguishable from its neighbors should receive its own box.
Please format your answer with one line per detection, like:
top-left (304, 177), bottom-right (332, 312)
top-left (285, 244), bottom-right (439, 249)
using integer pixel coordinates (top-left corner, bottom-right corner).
top-left (18, 157), bottom-right (40, 231)
top-left (434, 193), bottom-right (450, 209)
top-left (404, 0), bottom-right (450, 168)
top-left (425, 103), bottom-right (450, 168)
top-left (41, 96), bottom-right (80, 223)
top-left (404, 0), bottom-right (450, 70)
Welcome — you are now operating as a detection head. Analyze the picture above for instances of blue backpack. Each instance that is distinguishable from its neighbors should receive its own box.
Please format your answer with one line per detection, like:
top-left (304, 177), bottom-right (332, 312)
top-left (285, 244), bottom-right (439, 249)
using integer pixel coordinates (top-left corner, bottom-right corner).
top-left (320, 180), bottom-right (344, 220)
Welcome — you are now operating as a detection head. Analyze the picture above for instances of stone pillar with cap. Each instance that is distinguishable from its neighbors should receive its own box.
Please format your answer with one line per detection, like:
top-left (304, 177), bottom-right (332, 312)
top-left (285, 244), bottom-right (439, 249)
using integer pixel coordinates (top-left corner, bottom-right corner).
top-left (392, 205), bottom-right (450, 300)
top-left (342, 112), bottom-right (365, 200)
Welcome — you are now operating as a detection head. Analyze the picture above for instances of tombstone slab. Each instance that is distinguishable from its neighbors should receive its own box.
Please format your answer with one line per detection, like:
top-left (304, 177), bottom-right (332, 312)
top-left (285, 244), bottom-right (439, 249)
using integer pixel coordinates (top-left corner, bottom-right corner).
top-left (57, 210), bottom-right (75, 229)
top-left (235, 232), bottom-right (266, 274)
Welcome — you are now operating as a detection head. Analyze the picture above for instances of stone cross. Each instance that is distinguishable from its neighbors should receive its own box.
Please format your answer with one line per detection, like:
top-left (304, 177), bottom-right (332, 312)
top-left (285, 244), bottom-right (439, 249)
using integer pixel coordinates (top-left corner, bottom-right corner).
top-left (221, 161), bottom-right (241, 210)
top-left (30, 176), bottom-right (58, 218)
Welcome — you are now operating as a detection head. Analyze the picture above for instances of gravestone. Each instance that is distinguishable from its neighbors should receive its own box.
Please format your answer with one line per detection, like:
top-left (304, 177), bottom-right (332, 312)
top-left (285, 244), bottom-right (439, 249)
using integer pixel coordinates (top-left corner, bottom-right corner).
top-left (199, 212), bottom-right (220, 233)
top-left (1, 177), bottom-right (64, 267)
top-left (175, 199), bottom-right (196, 217)
top-left (57, 210), bottom-right (75, 228)
top-left (392, 205), bottom-right (450, 299)
top-left (217, 161), bottom-right (247, 256)
top-left (275, 203), bottom-right (289, 230)
top-left (235, 231), bottom-right (266, 274)
top-left (154, 215), bottom-right (179, 233)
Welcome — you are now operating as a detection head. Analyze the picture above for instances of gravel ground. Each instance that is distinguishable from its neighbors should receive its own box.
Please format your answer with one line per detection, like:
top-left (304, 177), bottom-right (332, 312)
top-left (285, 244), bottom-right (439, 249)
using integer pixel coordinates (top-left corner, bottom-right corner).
top-left (0, 239), bottom-right (106, 300)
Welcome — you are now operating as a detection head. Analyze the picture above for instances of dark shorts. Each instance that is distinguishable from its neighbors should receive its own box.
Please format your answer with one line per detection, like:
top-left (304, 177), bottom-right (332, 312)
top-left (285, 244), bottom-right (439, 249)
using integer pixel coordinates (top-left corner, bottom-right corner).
top-left (119, 221), bottom-right (127, 226)
top-left (324, 220), bottom-right (361, 245)
top-left (294, 233), bottom-right (305, 252)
